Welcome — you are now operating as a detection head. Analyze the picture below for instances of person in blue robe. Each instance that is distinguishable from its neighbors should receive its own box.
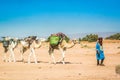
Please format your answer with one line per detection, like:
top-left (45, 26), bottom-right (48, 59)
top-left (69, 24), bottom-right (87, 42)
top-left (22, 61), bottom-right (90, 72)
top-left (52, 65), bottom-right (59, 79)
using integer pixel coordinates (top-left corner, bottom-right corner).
top-left (96, 37), bottom-right (105, 66)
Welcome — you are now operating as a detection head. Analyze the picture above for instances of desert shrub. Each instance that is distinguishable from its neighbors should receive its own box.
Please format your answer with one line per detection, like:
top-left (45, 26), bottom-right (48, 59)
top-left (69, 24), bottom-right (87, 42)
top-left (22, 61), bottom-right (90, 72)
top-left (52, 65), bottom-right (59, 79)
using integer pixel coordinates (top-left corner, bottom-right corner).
top-left (106, 33), bottom-right (120, 40)
top-left (82, 34), bottom-right (98, 42)
top-left (115, 65), bottom-right (120, 75)
top-left (117, 46), bottom-right (120, 49)
top-left (78, 38), bottom-right (82, 41)
top-left (82, 37), bottom-right (88, 41)
top-left (78, 38), bottom-right (81, 44)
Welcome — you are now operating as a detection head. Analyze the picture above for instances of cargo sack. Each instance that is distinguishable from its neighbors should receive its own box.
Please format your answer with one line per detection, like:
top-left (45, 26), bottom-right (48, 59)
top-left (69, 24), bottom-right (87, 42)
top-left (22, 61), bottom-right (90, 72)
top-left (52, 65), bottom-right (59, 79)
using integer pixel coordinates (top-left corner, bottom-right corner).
top-left (3, 40), bottom-right (9, 47)
top-left (50, 36), bottom-right (60, 46)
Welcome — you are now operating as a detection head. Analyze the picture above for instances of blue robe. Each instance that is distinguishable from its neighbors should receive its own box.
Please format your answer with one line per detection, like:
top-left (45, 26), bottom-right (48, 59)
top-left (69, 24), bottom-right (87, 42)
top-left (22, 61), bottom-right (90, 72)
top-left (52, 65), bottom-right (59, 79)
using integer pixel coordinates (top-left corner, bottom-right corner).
top-left (96, 42), bottom-right (105, 60)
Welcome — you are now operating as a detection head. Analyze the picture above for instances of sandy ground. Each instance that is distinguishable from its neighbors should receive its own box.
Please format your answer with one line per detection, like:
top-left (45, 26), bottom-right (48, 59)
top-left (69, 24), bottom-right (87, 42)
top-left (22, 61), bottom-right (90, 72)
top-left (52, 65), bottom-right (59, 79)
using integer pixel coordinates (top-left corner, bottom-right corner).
top-left (0, 40), bottom-right (120, 80)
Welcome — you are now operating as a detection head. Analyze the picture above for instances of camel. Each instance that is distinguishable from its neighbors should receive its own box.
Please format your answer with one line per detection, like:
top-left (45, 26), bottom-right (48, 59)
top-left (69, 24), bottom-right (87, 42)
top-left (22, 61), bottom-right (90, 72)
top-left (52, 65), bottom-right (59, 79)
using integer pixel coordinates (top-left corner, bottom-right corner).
top-left (1, 37), bottom-right (18, 62)
top-left (19, 36), bottom-right (42, 64)
top-left (48, 33), bottom-right (77, 64)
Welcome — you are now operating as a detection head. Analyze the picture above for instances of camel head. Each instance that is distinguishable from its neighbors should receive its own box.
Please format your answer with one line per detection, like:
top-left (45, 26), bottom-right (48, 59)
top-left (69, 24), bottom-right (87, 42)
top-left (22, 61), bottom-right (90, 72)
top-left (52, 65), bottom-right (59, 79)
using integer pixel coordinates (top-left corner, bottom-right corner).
top-left (72, 39), bottom-right (79, 44)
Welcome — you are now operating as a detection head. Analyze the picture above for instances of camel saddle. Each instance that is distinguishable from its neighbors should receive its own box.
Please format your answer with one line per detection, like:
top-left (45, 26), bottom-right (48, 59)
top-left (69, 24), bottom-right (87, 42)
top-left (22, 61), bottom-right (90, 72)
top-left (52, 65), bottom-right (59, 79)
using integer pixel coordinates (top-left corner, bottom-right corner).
top-left (49, 35), bottom-right (61, 46)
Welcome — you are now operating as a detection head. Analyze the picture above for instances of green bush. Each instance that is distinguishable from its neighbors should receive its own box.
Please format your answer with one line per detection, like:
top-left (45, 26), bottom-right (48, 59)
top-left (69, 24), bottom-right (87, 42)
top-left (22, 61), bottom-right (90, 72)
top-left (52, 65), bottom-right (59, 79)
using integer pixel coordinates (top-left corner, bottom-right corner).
top-left (82, 34), bottom-right (98, 42)
top-left (106, 33), bottom-right (120, 40)
top-left (78, 38), bottom-right (81, 44)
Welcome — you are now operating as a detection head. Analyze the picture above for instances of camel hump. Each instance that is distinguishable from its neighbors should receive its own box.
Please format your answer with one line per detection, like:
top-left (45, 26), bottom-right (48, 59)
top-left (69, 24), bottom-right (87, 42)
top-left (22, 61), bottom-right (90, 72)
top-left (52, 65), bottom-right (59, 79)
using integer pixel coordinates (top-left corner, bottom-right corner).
top-left (56, 32), bottom-right (70, 42)
top-left (56, 32), bottom-right (66, 39)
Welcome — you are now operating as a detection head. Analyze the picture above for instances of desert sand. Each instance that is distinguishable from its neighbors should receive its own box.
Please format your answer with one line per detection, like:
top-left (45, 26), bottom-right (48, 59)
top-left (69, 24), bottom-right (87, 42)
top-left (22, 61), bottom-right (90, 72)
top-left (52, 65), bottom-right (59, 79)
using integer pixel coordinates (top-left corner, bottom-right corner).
top-left (0, 40), bottom-right (120, 80)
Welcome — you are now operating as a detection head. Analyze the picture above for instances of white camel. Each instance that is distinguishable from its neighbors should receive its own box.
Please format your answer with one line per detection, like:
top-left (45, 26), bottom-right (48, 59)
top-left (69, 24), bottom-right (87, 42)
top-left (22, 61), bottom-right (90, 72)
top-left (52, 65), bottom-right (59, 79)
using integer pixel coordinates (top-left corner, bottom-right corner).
top-left (2, 37), bottom-right (18, 62)
top-left (19, 36), bottom-right (42, 64)
top-left (48, 33), bottom-right (77, 64)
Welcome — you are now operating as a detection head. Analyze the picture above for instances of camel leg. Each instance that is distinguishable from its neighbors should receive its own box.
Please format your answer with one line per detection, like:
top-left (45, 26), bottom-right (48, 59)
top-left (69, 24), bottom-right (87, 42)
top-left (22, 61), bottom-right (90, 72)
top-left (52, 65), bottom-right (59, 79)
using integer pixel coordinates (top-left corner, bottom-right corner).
top-left (12, 50), bottom-right (16, 62)
top-left (50, 53), bottom-right (56, 64)
top-left (58, 48), bottom-right (65, 64)
top-left (21, 53), bottom-right (24, 62)
top-left (57, 48), bottom-right (63, 62)
top-left (9, 49), bottom-right (12, 62)
top-left (28, 50), bottom-right (32, 64)
top-left (49, 47), bottom-right (56, 64)
top-left (20, 49), bottom-right (24, 62)
top-left (10, 49), bottom-right (16, 62)
top-left (3, 47), bottom-right (8, 62)
top-left (3, 53), bottom-right (7, 62)
top-left (61, 50), bottom-right (65, 64)
top-left (31, 48), bottom-right (37, 64)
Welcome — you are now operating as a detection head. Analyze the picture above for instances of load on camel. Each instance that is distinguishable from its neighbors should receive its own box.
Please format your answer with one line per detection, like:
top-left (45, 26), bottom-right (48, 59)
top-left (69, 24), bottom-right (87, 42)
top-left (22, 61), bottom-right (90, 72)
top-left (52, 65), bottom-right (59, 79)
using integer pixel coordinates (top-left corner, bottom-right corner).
top-left (48, 32), bottom-right (77, 64)
top-left (19, 36), bottom-right (42, 64)
top-left (1, 37), bottom-right (18, 62)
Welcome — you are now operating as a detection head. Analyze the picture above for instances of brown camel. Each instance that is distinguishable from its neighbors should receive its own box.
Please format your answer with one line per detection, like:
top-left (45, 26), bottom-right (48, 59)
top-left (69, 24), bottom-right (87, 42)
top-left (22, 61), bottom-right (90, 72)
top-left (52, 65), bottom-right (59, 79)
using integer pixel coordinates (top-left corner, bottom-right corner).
top-left (19, 36), bottom-right (42, 64)
top-left (48, 33), bottom-right (77, 64)
top-left (1, 37), bottom-right (18, 62)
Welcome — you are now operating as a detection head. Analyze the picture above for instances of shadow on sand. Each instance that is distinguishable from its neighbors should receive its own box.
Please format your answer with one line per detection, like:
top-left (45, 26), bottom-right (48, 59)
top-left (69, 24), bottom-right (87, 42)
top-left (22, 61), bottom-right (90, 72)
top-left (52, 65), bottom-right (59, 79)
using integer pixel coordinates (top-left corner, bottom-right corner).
top-left (16, 60), bottom-right (82, 64)
top-left (56, 62), bottom-right (82, 64)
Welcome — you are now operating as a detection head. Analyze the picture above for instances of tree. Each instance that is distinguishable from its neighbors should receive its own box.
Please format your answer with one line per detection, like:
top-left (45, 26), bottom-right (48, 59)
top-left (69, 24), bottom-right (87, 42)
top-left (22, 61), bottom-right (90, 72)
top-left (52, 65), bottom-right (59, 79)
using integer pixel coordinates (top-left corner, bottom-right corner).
top-left (106, 33), bottom-right (120, 40)
top-left (78, 38), bottom-right (81, 44)
top-left (82, 34), bottom-right (98, 42)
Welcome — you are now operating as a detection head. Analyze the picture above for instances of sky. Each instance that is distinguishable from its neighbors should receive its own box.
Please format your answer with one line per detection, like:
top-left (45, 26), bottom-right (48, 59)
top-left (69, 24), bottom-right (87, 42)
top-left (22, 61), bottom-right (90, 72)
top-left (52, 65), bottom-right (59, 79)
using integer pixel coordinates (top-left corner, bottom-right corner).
top-left (0, 0), bottom-right (120, 38)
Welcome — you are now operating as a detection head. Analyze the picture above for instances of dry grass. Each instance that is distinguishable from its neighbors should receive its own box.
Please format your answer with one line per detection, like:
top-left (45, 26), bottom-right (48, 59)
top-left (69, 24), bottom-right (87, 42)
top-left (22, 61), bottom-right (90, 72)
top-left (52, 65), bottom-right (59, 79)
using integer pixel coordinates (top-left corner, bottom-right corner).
top-left (103, 40), bottom-right (120, 43)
